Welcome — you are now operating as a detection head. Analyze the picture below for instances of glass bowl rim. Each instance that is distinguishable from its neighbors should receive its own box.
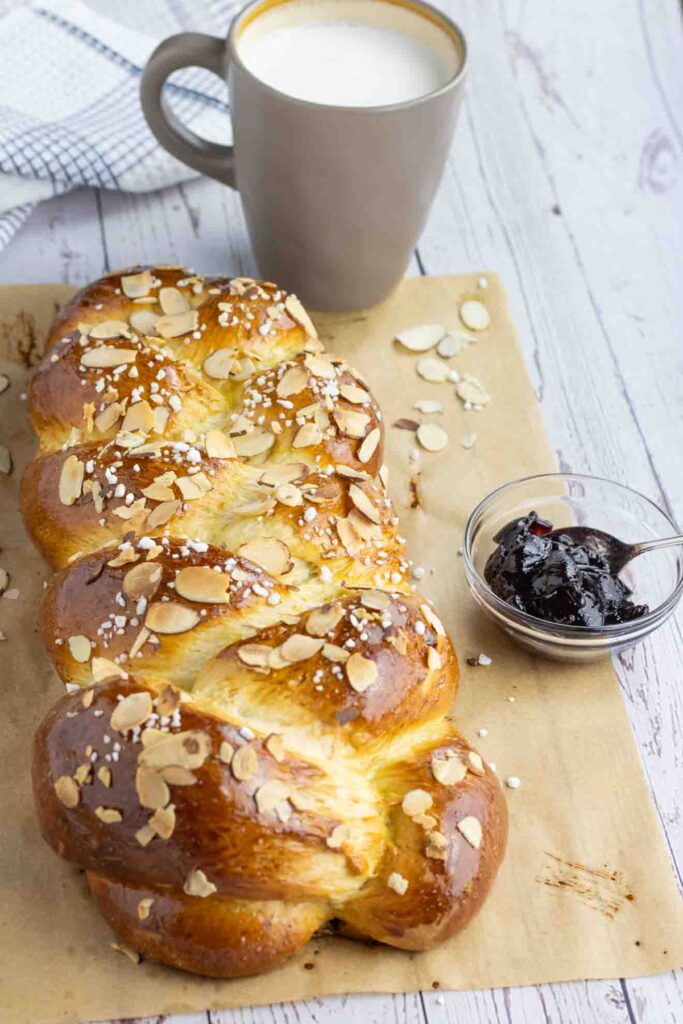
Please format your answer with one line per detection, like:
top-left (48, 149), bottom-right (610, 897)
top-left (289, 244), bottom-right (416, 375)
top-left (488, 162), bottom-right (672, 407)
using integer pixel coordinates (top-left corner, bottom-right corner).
top-left (463, 471), bottom-right (683, 638)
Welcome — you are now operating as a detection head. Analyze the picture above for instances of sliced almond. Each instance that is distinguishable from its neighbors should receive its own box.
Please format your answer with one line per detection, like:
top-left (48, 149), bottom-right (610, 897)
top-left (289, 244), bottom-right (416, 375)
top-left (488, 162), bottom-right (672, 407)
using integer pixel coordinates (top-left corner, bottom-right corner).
top-left (459, 300), bottom-right (490, 332)
top-left (281, 633), bottom-right (324, 663)
top-left (121, 270), bottom-right (152, 299)
top-left (237, 644), bottom-right (272, 668)
top-left (421, 603), bottom-right (446, 636)
top-left (0, 373), bottom-right (10, 395)
top-left (358, 427), bottom-right (381, 464)
top-left (81, 346), bottom-right (136, 367)
top-left (174, 566), bottom-right (230, 604)
top-left (416, 357), bottom-right (449, 383)
top-left (88, 321), bottom-right (130, 341)
top-left (238, 538), bottom-right (291, 577)
top-left (277, 365), bottom-right (309, 397)
top-left (137, 897), bottom-right (155, 920)
top-left (121, 400), bottom-right (155, 434)
top-left (95, 806), bottom-right (123, 824)
top-left (231, 745), bottom-right (258, 781)
top-left (348, 507), bottom-right (382, 541)
top-left (413, 399), bottom-right (443, 414)
top-left (175, 475), bottom-right (204, 500)
top-left (135, 824), bottom-right (155, 847)
top-left (387, 871), bottom-right (409, 895)
top-left (95, 402), bottom-right (122, 433)
top-left (236, 494), bottom-right (276, 517)
top-left (360, 590), bottom-right (391, 611)
top-left (346, 652), bottom-right (377, 693)
top-left (457, 815), bottom-right (483, 849)
top-left (110, 691), bottom-right (153, 731)
top-left (468, 751), bottom-right (485, 775)
top-left (285, 295), bottom-right (318, 339)
top-left (59, 455), bottom-right (84, 506)
top-left (456, 375), bottom-right (491, 406)
top-left (304, 353), bottom-right (336, 379)
top-left (159, 286), bottom-right (190, 315)
top-left (402, 788), bottom-right (433, 817)
top-left (218, 741), bottom-right (234, 764)
top-left (146, 499), bottom-right (180, 530)
top-left (123, 561), bottom-right (162, 600)
top-left (306, 603), bottom-right (345, 637)
top-left (265, 734), bottom-right (285, 762)
top-left (233, 429), bottom-right (275, 458)
top-left (142, 482), bottom-right (175, 504)
top-left (274, 482), bottom-right (303, 506)
top-left (136, 766), bottom-right (170, 810)
top-left (437, 331), bottom-right (473, 357)
top-left (203, 348), bottom-right (235, 379)
top-left (333, 408), bottom-right (370, 438)
top-left (260, 463), bottom-right (309, 487)
top-left (395, 324), bottom-right (445, 352)
top-left (349, 483), bottom-right (381, 524)
top-left (183, 868), bottom-right (217, 898)
top-left (427, 647), bottom-right (442, 672)
top-left (322, 643), bottom-right (349, 663)
top-left (130, 310), bottom-right (159, 335)
top-left (205, 429), bottom-right (236, 459)
top-left (139, 731), bottom-right (210, 771)
top-left (54, 776), bottom-right (80, 809)
top-left (74, 762), bottom-right (92, 785)
top-left (68, 634), bottom-right (92, 663)
top-left (97, 766), bottom-right (112, 787)
top-left (91, 657), bottom-right (127, 683)
top-left (159, 768), bottom-right (195, 793)
top-left (255, 779), bottom-right (290, 815)
top-left (293, 422), bottom-right (323, 448)
top-left (425, 830), bottom-right (449, 860)
top-left (336, 516), bottom-right (363, 555)
top-left (155, 310), bottom-right (198, 339)
top-left (149, 804), bottom-right (176, 839)
top-left (145, 602), bottom-right (200, 634)
top-left (340, 383), bottom-right (368, 404)
top-left (153, 405), bottom-right (170, 433)
top-left (417, 422), bottom-right (448, 452)
top-left (431, 749), bottom-right (467, 786)
top-left (110, 942), bottom-right (140, 964)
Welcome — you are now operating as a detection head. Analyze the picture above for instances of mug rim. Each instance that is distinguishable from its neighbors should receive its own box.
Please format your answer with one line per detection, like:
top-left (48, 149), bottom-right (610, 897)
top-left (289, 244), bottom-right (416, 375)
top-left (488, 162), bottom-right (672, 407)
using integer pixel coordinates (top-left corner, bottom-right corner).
top-left (227, 0), bottom-right (468, 114)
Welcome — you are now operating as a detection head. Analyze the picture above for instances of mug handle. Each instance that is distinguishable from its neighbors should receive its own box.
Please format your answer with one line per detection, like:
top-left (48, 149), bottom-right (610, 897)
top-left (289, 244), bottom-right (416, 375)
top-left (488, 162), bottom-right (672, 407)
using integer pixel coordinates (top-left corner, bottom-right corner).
top-left (140, 32), bottom-right (236, 189)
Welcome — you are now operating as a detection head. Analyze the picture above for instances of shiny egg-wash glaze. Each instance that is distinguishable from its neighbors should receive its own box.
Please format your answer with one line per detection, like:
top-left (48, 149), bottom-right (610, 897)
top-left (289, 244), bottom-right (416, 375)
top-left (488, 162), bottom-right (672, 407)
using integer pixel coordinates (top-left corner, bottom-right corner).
top-left (25, 267), bottom-right (507, 977)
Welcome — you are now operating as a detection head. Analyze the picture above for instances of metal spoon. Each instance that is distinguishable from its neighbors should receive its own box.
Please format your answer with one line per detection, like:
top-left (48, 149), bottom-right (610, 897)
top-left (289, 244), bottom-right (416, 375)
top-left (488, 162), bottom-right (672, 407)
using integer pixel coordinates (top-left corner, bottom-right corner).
top-left (549, 525), bottom-right (683, 575)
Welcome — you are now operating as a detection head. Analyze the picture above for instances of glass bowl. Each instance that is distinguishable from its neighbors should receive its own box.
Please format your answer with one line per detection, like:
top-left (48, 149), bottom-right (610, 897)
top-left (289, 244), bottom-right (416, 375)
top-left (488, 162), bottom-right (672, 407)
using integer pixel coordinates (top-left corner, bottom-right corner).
top-left (463, 473), bottom-right (683, 662)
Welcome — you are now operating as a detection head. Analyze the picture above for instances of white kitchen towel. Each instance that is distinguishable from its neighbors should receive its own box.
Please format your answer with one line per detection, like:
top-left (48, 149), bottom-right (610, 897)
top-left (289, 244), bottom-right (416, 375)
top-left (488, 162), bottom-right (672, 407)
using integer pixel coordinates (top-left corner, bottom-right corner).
top-left (0, 0), bottom-right (239, 249)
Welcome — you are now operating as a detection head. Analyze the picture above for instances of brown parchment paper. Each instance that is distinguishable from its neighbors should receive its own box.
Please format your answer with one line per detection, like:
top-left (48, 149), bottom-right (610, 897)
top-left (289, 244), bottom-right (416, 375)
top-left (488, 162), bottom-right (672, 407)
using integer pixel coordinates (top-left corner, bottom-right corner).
top-left (1, 275), bottom-right (681, 1024)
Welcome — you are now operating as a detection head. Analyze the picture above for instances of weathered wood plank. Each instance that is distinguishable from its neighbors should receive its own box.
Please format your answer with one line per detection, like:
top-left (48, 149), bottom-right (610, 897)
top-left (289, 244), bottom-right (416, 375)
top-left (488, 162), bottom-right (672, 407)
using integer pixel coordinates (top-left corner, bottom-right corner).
top-left (98, 179), bottom-right (258, 279)
top-left (0, 186), bottom-right (105, 285)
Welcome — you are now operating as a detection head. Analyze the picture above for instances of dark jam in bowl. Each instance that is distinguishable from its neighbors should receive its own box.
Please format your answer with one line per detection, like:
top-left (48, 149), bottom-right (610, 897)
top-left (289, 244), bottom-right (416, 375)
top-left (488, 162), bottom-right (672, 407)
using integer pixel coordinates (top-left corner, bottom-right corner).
top-left (483, 512), bottom-right (649, 628)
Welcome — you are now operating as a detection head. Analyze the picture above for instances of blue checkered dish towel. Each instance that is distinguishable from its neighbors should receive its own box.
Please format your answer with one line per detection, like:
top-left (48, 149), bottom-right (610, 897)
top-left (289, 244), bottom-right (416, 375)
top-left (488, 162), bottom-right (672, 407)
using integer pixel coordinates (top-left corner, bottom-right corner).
top-left (0, 0), bottom-right (239, 250)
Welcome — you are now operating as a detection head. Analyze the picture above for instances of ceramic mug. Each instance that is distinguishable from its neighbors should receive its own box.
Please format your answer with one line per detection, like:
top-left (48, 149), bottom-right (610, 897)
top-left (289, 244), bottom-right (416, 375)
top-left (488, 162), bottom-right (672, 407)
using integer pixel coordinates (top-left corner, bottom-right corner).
top-left (141, 0), bottom-right (467, 311)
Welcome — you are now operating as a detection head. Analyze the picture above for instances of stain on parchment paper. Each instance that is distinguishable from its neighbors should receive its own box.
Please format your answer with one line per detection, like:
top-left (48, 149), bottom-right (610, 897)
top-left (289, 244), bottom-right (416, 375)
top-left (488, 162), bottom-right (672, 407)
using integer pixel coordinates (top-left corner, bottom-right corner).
top-left (537, 853), bottom-right (634, 918)
top-left (0, 311), bottom-right (43, 368)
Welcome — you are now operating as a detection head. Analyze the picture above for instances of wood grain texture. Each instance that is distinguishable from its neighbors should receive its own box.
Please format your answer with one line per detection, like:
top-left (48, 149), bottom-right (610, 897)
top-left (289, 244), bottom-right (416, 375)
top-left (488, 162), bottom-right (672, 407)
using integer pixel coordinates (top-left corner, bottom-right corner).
top-left (0, 0), bottom-right (680, 1020)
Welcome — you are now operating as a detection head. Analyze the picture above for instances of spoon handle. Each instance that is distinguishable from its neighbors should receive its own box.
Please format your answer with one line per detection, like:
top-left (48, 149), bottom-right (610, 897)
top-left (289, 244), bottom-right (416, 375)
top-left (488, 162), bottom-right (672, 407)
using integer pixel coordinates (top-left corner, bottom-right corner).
top-left (635, 534), bottom-right (683, 556)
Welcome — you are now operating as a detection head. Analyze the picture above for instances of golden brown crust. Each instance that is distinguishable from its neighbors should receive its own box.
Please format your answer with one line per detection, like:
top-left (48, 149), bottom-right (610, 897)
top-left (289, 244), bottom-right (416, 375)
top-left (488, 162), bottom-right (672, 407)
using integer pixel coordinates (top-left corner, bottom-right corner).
top-left (26, 267), bottom-right (507, 977)
top-left (87, 873), bottom-right (329, 978)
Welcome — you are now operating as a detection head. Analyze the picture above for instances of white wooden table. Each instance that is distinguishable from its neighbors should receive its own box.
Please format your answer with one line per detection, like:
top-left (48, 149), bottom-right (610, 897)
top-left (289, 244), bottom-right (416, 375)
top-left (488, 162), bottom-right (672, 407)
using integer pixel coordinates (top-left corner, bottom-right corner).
top-left (1, 0), bottom-right (681, 1020)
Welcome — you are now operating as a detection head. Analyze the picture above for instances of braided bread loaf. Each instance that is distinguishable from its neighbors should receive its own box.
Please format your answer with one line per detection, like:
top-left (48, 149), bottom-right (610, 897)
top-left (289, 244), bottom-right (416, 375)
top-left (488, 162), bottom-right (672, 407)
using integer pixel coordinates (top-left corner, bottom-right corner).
top-left (24, 266), bottom-right (507, 978)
